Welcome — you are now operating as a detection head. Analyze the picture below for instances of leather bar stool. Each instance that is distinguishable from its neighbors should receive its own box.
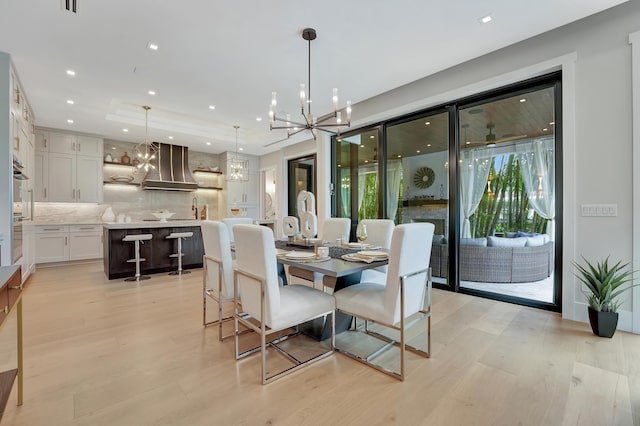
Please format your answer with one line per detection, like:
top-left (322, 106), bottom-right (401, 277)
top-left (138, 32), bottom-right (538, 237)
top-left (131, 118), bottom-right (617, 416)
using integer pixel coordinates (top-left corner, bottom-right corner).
top-left (166, 231), bottom-right (194, 275)
top-left (122, 234), bottom-right (153, 282)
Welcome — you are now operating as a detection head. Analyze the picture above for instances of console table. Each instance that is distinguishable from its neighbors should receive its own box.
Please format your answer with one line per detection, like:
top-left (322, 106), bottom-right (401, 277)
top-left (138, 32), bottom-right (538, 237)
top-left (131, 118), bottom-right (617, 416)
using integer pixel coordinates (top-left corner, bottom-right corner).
top-left (0, 265), bottom-right (23, 422)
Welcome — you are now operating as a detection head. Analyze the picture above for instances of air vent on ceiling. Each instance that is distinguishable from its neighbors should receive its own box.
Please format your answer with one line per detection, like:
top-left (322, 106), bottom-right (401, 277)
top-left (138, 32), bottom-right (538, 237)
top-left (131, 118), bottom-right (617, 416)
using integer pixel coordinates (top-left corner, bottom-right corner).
top-left (61, 0), bottom-right (77, 13)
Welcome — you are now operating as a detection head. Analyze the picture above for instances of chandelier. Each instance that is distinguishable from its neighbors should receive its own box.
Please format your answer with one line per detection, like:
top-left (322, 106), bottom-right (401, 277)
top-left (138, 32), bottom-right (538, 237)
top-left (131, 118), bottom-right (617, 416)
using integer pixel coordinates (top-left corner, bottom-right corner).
top-left (225, 125), bottom-right (249, 181)
top-left (269, 28), bottom-right (351, 141)
top-left (134, 105), bottom-right (158, 172)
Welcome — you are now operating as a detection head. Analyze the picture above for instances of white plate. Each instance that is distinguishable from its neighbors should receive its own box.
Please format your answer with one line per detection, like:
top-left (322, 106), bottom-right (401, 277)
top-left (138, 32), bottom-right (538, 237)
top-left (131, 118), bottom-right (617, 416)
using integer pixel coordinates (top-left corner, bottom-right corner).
top-left (285, 251), bottom-right (316, 259)
top-left (358, 250), bottom-right (388, 257)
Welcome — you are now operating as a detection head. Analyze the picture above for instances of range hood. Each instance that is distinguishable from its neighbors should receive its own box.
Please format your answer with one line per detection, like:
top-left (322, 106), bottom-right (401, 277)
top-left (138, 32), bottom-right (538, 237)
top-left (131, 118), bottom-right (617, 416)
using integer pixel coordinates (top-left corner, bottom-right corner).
top-left (141, 143), bottom-right (199, 191)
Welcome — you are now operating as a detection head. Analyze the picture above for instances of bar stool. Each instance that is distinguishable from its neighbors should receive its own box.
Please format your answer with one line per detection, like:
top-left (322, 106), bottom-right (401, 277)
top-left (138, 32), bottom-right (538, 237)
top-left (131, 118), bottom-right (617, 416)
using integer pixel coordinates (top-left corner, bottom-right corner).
top-left (122, 234), bottom-right (153, 282)
top-left (166, 231), bottom-right (194, 275)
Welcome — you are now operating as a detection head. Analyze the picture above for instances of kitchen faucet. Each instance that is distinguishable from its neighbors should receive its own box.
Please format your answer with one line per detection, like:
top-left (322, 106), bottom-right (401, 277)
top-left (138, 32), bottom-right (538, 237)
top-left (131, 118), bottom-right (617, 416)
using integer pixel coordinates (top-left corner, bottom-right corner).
top-left (192, 197), bottom-right (198, 219)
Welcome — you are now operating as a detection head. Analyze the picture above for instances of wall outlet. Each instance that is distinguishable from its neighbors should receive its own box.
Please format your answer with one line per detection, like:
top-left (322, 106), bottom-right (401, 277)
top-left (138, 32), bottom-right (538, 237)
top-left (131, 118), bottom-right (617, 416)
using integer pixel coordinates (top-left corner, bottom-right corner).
top-left (580, 204), bottom-right (618, 217)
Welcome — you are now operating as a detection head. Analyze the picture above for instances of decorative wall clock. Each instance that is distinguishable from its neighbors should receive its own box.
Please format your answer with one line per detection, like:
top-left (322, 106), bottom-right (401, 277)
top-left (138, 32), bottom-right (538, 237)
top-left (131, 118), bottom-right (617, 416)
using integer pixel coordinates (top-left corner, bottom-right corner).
top-left (413, 166), bottom-right (435, 189)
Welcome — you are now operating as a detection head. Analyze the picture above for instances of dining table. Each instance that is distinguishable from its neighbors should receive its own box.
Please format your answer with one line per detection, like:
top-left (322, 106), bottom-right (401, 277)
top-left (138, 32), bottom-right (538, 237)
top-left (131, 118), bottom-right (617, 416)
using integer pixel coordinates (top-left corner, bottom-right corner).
top-left (275, 240), bottom-right (389, 340)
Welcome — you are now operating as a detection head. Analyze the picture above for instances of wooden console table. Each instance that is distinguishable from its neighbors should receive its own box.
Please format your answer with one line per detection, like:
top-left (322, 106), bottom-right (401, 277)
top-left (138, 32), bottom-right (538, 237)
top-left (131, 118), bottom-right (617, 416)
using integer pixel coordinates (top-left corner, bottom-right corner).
top-left (0, 265), bottom-right (23, 422)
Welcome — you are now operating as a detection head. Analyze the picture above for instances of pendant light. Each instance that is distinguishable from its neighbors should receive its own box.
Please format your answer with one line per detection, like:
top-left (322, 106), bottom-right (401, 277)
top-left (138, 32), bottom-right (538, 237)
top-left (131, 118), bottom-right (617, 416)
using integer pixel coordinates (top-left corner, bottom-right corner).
top-left (134, 105), bottom-right (158, 172)
top-left (225, 125), bottom-right (249, 181)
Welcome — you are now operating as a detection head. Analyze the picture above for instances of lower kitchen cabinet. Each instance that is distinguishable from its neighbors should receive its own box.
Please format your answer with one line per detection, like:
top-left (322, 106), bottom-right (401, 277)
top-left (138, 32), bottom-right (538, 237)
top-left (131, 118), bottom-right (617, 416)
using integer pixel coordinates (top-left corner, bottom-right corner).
top-left (35, 224), bottom-right (103, 263)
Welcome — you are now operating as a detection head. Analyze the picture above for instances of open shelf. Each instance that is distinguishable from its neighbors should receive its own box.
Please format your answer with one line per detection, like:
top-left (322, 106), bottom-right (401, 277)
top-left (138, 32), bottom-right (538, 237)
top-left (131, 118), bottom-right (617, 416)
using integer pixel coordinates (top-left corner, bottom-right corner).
top-left (104, 162), bottom-right (134, 167)
top-left (103, 181), bottom-right (140, 186)
top-left (193, 169), bottom-right (222, 175)
top-left (402, 199), bottom-right (449, 207)
top-left (197, 186), bottom-right (222, 190)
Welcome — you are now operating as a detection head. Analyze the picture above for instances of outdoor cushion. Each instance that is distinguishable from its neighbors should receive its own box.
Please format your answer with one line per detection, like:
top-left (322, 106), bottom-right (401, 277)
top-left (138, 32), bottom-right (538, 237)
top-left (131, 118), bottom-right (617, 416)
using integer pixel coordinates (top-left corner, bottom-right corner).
top-left (461, 237), bottom-right (487, 247)
top-left (488, 236), bottom-right (527, 247)
top-left (525, 235), bottom-right (546, 247)
top-left (516, 231), bottom-right (537, 238)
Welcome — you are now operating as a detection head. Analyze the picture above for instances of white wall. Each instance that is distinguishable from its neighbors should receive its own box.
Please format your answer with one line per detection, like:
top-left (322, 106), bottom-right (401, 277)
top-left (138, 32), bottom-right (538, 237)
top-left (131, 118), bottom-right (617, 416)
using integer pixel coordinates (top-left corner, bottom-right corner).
top-left (261, 1), bottom-right (640, 331)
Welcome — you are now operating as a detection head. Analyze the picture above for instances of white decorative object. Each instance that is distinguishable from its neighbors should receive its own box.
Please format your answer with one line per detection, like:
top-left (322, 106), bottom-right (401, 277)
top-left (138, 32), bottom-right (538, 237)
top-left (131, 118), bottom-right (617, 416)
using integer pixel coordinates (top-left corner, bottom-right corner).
top-left (297, 190), bottom-right (315, 214)
top-left (152, 212), bottom-right (175, 223)
top-left (283, 216), bottom-right (299, 237)
top-left (300, 211), bottom-right (318, 239)
top-left (102, 206), bottom-right (115, 222)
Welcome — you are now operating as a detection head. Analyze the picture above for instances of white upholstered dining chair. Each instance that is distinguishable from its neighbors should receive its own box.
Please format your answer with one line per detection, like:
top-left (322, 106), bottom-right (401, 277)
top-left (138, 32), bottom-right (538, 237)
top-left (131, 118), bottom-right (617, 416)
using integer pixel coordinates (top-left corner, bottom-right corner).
top-left (358, 219), bottom-right (395, 283)
top-left (333, 222), bottom-right (434, 381)
top-left (201, 220), bottom-right (236, 340)
top-left (233, 224), bottom-right (335, 384)
top-left (221, 217), bottom-right (254, 243)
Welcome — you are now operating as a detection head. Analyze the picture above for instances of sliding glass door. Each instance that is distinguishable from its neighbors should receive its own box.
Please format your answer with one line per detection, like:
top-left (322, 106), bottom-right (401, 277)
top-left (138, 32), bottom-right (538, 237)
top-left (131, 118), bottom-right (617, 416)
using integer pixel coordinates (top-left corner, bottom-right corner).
top-left (386, 110), bottom-right (450, 286)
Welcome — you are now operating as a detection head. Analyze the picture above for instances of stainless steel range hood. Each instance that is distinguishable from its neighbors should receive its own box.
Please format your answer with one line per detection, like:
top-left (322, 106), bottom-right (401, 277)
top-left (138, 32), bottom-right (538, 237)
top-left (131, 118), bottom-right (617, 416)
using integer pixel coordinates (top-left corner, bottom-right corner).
top-left (141, 143), bottom-right (199, 191)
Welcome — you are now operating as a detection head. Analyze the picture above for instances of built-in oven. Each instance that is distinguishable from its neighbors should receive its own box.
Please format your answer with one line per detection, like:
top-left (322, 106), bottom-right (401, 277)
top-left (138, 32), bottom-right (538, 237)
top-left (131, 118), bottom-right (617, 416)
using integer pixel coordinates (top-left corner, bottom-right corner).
top-left (12, 156), bottom-right (29, 265)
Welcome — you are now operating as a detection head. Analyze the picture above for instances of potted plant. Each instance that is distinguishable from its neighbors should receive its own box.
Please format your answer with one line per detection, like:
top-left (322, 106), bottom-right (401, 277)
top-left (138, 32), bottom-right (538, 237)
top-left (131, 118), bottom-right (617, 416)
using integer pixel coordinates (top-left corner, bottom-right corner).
top-left (574, 257), bottom-right (637, 338)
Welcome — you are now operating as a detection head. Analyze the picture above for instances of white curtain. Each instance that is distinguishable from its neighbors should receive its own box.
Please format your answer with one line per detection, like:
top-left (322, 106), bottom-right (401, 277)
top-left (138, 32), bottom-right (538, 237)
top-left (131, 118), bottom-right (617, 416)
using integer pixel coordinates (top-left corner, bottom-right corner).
top-left (386, 160), bottom-right (402, 221)
top-left (517, 138), bottom-right (555, 240)
top-left (357, 172), bottom-right (367, 212)
top-left (339, 168), bottom-right (350, 217)
top-left (460, 150), bottom-right (491, 238)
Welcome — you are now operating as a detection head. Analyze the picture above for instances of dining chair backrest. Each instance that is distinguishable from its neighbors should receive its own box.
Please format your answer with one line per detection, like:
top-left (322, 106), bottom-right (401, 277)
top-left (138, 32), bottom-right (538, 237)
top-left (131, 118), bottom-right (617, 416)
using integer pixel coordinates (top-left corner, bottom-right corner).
top-left (222, 218), bottom-right (254, 243)
top-left (384, 223), bottom-right (435, 324)
top-left (201, 220), bottom-right (234, 299)
top-left (321, 217), bottom-right (351, 241)
top-left (234, 224), bottom-right (280, 327)
top-left (360, 219), bottom-right (395, 249)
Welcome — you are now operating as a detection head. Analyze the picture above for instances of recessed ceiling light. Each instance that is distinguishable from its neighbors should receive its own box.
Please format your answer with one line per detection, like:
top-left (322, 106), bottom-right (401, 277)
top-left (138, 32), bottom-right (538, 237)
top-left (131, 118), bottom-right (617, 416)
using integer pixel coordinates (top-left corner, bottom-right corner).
top-left (359, 145), bottom-right (364, 148)
top-left (369, 135), bottom-right (375, 139)
top-left (66, 69), bottom-right (76, 76)
top-left (239, 147), bottom-right (244, 151)
top-left (111, 147), bottom-right (117, 150)
top-left (67, 119), bottom-right (74, 124)
top-left (416, 150), bottom-right (421, 153)
top-left (148, 90), bottom-right (156, 96)
top-left (148, 43), bottom-right (159, 51)
top-left (466, 141), bottom-right (471, 145)
top-left (337, 138), bottom-right (342, 142)
top-left (168, 136), bottom-right (174, 140)
top-left (481, 15), bottom-right (492, 24)
top-left (519, 98), bottom-right (526, 103)
top-left (427, 144), bottom-right (432, 147)
top-left (123, 128), bottom-right (129, 132)
top-left (543, 128), bottom-right (548, 131)
top-left (397, 155), bottom-right (402, 158)
top-left (549, 121), bottom-right (555, 125)
top-left (337, 164), bottom-right (341, 168)
top-left (206, 142), bottom-right (211, 146)
top-left (425, 121), bottom-right (431, 126)
top-left (256, 117), bottom-right (262, 122)
top-left (364, 160), bottom-right (369, 163)
top-left (66, 99), bottom-right (74, 105)
top-left (208, 105), bottom-right (215, 110)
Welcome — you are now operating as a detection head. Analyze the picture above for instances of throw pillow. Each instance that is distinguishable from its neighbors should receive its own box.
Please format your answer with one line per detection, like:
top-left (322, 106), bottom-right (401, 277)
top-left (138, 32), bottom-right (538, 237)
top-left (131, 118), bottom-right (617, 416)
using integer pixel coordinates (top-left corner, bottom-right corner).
top-left (516, 231), bottom-right (537, 238)
top-left (505, 231), bottom-right (518, 238)
top-left (525, 235), bottom-right (546, 247)
top-left (487, 236), bottom-right (527, 247)
top-left (460, 237), bottom-right (487, 247)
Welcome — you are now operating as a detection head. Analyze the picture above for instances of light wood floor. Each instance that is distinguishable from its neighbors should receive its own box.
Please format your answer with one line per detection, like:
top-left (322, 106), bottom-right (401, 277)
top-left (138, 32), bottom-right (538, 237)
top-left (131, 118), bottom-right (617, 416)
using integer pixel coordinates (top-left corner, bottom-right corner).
top-left (2, 262), bottom-right (640, 425)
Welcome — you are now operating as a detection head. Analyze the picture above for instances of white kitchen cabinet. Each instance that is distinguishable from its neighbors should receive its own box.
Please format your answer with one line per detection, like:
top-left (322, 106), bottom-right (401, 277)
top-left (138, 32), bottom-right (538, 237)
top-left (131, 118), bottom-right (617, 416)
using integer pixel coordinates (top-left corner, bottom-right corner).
top-left (35, 226), bottom-right (70, 263)
top-left (34, 129), bottom-right (103, 203)
top-left (48, 132), bottom-right (76, 155)
top-left (34, 151), bottom-right (48, 201)
top-left (76, 156), bottom-right (102, 202)
top-left (48, 153), bottom-right (76, 203)
top-left (69, 225), bottom-right (103, 260)
top-left (35, 130), bottom-right (48, 152)
top-left (35, 225), bottom-right (103, 263)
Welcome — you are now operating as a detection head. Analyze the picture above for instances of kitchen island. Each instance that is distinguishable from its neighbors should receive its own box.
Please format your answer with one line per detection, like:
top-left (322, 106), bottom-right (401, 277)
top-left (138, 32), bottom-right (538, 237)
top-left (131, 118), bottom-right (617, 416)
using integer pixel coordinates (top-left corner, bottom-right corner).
top-left (103, 220), bottom-right (203, 279)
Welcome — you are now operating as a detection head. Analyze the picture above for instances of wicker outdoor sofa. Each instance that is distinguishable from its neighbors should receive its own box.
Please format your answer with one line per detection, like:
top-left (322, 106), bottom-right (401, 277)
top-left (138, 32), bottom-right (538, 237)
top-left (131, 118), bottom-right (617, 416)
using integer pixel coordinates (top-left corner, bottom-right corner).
top-left (429, 235), bottom-right (554, 283)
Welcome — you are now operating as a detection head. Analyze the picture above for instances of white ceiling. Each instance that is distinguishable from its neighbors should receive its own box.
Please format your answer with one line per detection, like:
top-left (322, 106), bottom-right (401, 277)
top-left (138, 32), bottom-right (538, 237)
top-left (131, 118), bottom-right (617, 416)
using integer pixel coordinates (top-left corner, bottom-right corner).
top-left (0, 0), bottom-right (627, 156)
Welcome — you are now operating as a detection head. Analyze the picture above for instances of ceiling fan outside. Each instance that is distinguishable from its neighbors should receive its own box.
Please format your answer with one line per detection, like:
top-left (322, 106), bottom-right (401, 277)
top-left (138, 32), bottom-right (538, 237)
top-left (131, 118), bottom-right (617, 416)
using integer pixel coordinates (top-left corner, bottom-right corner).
top-left (463, 123), bottom-right (527, 147)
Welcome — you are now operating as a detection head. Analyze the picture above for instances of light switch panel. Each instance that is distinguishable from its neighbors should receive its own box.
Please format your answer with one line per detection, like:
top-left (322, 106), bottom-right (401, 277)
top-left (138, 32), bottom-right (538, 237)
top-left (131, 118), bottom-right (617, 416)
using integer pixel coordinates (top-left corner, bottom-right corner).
top-left (580, 204), bottom-right (618, 217)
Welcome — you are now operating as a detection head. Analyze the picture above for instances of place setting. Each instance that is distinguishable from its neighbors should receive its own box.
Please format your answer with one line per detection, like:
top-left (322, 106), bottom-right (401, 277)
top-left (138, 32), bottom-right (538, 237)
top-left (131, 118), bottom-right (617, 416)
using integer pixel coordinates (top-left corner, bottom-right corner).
top-left (276, 248), bottom-right (332, 263)
top-left (341, 250), bottom-right (389, 263)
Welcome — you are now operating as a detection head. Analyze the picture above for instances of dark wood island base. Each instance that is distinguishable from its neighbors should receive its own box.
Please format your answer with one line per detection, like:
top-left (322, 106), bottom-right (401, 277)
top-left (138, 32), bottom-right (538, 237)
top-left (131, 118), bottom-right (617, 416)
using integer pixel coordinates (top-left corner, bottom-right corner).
top-left (103, 222), bottom-right (204, 280)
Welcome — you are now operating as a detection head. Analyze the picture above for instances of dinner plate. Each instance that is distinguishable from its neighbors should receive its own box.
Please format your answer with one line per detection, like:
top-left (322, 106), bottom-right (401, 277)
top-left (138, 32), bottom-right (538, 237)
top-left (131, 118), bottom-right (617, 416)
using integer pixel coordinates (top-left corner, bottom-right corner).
top-left (347, 242), bottom-right (368, 248)
top-left (358, 250), bottom-right (388, 257)
top-left (284, 251), bottom-right (316, 259)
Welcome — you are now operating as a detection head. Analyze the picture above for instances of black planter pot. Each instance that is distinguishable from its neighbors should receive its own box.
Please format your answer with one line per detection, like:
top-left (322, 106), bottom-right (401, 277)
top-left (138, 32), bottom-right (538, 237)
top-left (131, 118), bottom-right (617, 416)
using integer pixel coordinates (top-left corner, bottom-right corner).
top-left (588, 307), bottom-right (619, 338)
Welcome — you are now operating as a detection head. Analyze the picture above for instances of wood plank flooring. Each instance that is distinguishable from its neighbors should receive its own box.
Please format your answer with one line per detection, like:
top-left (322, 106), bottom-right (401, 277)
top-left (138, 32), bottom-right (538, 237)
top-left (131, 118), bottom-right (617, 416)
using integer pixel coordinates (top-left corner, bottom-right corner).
top-left (1, 262), bottom-right (640, 425)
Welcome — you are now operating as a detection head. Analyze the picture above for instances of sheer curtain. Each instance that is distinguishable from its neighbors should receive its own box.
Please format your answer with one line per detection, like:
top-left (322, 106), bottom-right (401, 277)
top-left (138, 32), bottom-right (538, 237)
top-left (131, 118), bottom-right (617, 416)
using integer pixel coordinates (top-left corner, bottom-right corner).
top-left (517, 137), bottom-right (555, 240)
top-left (460, 149), bottom-right (491, 238)
top-left (386, 160), bottom-right (402, 221)
top-left (339, 168), bottom-right (350, 217)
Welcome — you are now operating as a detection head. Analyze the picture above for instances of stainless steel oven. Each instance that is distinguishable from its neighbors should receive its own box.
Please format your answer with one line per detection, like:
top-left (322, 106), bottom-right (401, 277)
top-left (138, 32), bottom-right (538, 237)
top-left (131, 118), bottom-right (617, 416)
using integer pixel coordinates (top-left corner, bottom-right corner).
top-left (12, 156), bottom-right (29, 264)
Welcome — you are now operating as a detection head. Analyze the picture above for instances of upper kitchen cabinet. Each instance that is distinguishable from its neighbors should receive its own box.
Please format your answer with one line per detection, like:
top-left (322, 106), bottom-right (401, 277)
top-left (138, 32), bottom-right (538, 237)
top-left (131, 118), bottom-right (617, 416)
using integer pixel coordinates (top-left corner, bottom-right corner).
top-left (34, 129), bottom-right (104, 203)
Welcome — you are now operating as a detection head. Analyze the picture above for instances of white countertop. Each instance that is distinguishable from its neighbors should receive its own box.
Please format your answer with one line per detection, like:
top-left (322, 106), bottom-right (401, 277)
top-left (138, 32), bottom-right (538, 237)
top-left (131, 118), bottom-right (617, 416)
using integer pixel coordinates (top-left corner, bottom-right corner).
top-left (104, 220), bottom-right (202, 229)
top-left (34, 221), bottom-right (103, 226)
